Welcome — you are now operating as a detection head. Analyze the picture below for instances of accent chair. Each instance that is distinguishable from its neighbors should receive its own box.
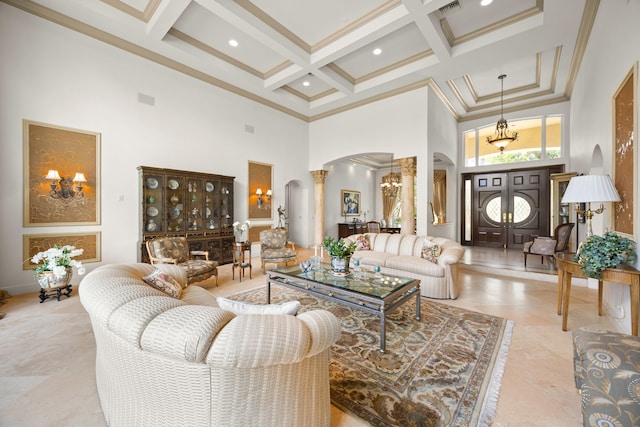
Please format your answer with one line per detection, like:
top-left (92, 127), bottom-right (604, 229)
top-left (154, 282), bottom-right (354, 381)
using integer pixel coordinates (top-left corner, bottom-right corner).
top-left (523, 222), bottom-right (575, 266)
top-left (260, 228), bottom-right (297, 272)
top-left (146, 236), bottom-right (218, 285)
top-left (366, 221), bottom-right (381, 233)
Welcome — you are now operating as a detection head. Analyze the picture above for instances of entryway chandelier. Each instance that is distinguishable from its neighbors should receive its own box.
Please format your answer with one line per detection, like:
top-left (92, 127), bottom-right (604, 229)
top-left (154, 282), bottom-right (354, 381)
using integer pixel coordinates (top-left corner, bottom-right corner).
top-left (380, 157), bottom-right (402, 198)
top-left (487, 74), bottom-right (518, 152)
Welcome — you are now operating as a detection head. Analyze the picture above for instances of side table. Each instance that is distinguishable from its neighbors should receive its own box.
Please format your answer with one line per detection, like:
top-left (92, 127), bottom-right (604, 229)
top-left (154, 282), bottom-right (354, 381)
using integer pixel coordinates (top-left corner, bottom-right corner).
top-left (232, 242), bottom-right (252, 282)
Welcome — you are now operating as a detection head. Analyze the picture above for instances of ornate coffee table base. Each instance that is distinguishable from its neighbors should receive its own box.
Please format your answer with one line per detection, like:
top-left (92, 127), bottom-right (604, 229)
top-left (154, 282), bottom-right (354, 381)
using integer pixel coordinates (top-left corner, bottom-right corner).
top-left (267, 267), bottom-right (420, 353)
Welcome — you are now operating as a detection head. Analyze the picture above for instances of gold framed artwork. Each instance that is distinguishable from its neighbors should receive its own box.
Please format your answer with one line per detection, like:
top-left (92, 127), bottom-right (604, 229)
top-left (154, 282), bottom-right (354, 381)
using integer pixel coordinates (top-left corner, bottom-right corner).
top-left (248, 161), bottom-right (273, 220)
top-left (341, 190), bottom-right (361, 216)
top-left (23, 232), bottom-right (101, 270)
top-left (23, 120), bottom-right (101, 226)
top-left (612, 64), bottom-right (636, 237)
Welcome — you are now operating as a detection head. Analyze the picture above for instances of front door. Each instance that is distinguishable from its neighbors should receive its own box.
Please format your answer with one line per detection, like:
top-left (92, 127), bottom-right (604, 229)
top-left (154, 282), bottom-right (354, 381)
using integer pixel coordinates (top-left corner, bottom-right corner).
top-left (472, 168), bottom-right (557, 249)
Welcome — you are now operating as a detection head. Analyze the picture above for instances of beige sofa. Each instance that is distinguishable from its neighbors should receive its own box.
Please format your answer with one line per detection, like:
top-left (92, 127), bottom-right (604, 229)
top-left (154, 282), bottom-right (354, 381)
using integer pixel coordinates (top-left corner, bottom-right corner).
top-left (79, 263), bottom-right (340, 427)
top-left (344, 233), bottom-right (465, 299)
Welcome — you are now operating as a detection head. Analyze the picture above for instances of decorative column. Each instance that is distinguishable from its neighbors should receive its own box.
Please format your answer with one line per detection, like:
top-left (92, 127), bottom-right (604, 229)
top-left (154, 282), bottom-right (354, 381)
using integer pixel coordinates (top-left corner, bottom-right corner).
top-left (311, 170), bottom-right (329, 246)
top-left (397, 157), bottom-right (416, 235)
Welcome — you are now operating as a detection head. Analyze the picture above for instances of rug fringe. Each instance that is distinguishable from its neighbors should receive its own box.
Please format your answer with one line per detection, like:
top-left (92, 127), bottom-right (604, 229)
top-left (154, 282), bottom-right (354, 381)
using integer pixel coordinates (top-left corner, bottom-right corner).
top-left (478, 319), bottom-right (514, 426)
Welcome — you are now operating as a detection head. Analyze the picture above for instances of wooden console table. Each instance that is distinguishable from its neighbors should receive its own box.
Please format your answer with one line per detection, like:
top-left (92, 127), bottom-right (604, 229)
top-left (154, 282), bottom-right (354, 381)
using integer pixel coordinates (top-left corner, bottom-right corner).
top-left (555, 252), bottom-right (640, 335)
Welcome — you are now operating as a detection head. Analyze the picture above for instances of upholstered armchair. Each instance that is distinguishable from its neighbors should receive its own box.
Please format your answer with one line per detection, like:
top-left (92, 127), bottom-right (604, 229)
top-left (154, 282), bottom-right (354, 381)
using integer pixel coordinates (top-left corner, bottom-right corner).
top-left (146, 236), bottom-right (218, 285)
top-left (523, 222), bottom-right (575, 266)
top-left (260, 228), bottom-right (297, 272)
top-left (366, 221), bottom-right (381, 233)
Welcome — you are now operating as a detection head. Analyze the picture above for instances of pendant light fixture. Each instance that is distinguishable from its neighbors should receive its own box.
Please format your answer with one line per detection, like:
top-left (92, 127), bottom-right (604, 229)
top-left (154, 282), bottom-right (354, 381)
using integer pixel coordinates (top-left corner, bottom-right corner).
top-left (380, 156), bottom-right (401, 198)
top-left (486, 74), bottom-right (518, 152)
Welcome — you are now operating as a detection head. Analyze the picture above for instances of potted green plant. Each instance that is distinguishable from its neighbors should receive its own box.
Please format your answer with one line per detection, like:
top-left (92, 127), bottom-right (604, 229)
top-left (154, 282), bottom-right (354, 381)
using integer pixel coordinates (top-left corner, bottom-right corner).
top-left (575, 231), bottom-right (637, 279)
top-left (323, 236), bottom-right (357, 275)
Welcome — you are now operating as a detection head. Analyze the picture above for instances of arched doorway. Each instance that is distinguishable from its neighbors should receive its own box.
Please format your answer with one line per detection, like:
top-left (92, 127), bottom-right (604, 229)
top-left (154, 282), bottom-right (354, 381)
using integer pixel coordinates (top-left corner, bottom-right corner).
top-left (284, 180), bottom-right (306, 246)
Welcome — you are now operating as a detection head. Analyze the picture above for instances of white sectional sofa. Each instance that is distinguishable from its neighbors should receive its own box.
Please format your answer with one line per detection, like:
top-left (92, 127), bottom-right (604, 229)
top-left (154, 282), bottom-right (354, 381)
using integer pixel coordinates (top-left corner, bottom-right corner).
top-left (79, 263), bottom-right (340, 427)
top-left (343, 233), bottom-right (465, 299)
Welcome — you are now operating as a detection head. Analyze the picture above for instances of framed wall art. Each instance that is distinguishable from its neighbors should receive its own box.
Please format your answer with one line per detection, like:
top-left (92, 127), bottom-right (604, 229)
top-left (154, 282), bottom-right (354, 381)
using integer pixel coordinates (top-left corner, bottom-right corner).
top-left (341, 189), bottom-right (361, 216)
top-left (612, 63), bottom-right (637, 237)
top-left (248, 161), bottom-right (273, 220)
top-left (23, 120), bottom-right (101, 226)
top-left (23, 231), bottom-right (101, 270)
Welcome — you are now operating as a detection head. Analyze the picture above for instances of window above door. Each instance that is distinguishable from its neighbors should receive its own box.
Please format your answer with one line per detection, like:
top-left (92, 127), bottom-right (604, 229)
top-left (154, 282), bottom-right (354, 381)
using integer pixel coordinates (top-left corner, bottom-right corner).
top-left (464, 115), bottom-right (562, 167)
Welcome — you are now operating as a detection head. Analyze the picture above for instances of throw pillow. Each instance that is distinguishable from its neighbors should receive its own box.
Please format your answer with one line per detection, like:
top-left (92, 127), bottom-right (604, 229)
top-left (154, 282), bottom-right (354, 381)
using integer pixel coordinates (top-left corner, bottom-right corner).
top-left (142, 269), bottom-right (182, 298)
top-left (216, 297), bottom-right (300, 316)
top-left (421, 239), bottom-right (441, 264)
top-left (356, 234), bottom-right (370, 250)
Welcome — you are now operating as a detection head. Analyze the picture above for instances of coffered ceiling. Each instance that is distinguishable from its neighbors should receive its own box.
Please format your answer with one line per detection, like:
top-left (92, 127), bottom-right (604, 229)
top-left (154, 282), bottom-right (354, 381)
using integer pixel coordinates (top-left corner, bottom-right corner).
top-left (4, 0), bottom-right (597, 122)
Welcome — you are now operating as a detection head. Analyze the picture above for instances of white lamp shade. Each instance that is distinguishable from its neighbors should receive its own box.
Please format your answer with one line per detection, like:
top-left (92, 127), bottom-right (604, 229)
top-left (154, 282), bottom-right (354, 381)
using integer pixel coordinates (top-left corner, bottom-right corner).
top-left (266, 189), bottom-right (272, 196)
top-left (73, 172), bottom-right (87, 183)
top-left (45, 170), bottom-right (61, 180)
top-left (256, 188), bottom-right (262, 195)
top-left (561, 174), bottom-right (621, 203)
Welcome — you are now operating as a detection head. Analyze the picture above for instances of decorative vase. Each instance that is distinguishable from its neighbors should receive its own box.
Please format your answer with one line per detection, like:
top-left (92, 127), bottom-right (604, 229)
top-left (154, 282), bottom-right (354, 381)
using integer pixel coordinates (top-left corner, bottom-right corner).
top-left (330, 256), bottom-right (350, 275)
top-left (36, 268), bottom-right (73, 289)
top-left (235, 231), bottom-right (248, 243)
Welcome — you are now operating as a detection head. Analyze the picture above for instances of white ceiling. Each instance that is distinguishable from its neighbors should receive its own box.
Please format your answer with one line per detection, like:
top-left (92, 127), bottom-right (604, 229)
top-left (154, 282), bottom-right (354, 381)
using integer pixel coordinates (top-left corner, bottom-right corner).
top-left (5, 0), bottom-right (596, 122)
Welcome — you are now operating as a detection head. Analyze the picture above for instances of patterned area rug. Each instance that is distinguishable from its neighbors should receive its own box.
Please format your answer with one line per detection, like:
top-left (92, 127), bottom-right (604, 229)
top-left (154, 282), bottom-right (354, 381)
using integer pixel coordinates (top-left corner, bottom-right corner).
top-left (229, 285), bottom-right (513, 427)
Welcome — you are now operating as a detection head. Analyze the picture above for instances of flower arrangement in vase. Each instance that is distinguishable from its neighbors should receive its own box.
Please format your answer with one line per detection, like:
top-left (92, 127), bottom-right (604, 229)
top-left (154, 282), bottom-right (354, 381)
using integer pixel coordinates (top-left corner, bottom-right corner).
top-left (323, 236), bottom-right (357, 275)
top-left (233, 220), bottom-right (251, 243)
top-left (30, 245), bottom-right (85, 289)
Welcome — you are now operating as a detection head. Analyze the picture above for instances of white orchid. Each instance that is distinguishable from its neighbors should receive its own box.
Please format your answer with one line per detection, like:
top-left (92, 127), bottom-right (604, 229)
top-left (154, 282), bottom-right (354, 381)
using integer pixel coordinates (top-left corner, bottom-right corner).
top-left (233, 220), bottom-right (251, 233)
top-left (31, 245), bottom-right (85, 277)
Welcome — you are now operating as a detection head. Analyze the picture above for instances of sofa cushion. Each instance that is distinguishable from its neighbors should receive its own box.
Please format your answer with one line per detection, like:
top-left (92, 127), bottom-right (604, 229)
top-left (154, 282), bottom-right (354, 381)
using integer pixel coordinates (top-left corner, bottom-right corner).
top-left (371, 233), bottom-right (391, 252)
top-left (262, 247), bottom-right (297, 262)
top-left (143, 269), bottom-right (183, 298)
top-left (355, 234), bottom-right (370, 250)
top-left (181, 285), bottom-right (219, 306)
top-left (385, 234), bottom-right (405, 255)
top-left (386, 255), bottom-right (445, 277)
top-left (216, 297), bottom-right (300, 315)
top-left (421, 239), bottom-right (441, 264)
top-left (351, 250), bottom-right (395, 266)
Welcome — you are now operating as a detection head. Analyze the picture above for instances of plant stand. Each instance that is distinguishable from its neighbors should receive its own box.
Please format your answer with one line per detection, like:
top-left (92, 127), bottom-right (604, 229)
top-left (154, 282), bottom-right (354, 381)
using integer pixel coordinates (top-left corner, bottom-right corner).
top-left (36, 269), bottom-right (73, 303)
top-left (39, 284), bottom-right (73, 303)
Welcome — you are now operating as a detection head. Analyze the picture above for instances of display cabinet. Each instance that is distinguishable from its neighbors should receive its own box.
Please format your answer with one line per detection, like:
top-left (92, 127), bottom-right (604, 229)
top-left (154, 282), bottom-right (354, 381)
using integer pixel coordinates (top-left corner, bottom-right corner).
top-left (138, 166), bottom-right (235, 265)
top-left (550, 172), bottom-right (577, 248)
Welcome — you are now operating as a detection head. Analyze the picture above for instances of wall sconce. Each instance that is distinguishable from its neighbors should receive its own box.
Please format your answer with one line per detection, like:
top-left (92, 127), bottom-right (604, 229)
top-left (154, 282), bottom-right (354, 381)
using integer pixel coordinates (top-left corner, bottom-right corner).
top-left (256, 188), bottom-right (263, 207)
top-left (46, 169), bottom-right (87, 199)
top-left (256, 188), bottom-right (272, 208)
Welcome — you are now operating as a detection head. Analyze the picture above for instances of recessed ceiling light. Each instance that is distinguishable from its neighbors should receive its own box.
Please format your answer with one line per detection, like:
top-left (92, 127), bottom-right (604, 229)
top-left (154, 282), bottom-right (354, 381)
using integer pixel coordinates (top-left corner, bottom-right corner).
top-left (302, 81), bottom-right (310, 87)
top-left (228, 39), bottom-right (238, 47)
top-left (480, 0), bottom-right (493, 5)
top-left (373, 48), bottom-right (382, 56)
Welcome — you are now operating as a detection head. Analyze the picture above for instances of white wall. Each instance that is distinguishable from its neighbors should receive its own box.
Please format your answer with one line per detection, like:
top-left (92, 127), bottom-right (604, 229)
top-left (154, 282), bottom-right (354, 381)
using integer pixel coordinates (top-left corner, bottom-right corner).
top-left (310, 89), bottom-right (430, 235)
top-left (569, 0), bottom-right (640, 333)
top-left (426, 87), bottom-right (459, 240)
top-left (0, 4), bottom-right (310, 294)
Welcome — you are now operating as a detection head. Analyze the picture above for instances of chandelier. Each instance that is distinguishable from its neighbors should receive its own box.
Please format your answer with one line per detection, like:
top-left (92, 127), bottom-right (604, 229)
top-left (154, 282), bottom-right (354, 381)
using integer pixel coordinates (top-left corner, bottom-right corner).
top-left (486, 74), bottom-right (518, 152)
top-left (380, 157), bottom-right (402, 197)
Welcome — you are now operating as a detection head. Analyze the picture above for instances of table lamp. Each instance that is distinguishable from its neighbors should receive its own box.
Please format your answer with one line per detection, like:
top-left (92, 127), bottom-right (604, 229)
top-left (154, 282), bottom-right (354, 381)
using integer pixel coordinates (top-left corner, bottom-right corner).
top-left (561, 174), bottom-right (621, 238)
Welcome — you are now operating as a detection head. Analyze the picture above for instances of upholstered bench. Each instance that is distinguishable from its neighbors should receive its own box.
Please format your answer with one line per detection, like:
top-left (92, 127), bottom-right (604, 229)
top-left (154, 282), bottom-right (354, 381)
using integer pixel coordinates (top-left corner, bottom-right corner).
top-left (572, 327), bottom-right (640, 426)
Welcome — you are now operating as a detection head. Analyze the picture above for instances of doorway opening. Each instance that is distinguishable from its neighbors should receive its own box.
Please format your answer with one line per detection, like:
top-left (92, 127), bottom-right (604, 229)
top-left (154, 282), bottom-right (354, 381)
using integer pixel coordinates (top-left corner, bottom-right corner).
top-left (461, 165), bottom-right (563, 249)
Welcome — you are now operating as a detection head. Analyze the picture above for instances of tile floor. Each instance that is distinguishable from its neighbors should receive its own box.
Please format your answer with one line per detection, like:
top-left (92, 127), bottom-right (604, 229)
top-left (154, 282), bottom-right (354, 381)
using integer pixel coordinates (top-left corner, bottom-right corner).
top-left (0, 246), bottom-right (617, 426)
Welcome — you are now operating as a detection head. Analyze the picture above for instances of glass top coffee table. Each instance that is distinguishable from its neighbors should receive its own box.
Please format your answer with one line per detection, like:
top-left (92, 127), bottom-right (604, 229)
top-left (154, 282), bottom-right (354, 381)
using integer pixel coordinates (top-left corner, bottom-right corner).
top-left (266, 263), bottom-right (420, 353)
